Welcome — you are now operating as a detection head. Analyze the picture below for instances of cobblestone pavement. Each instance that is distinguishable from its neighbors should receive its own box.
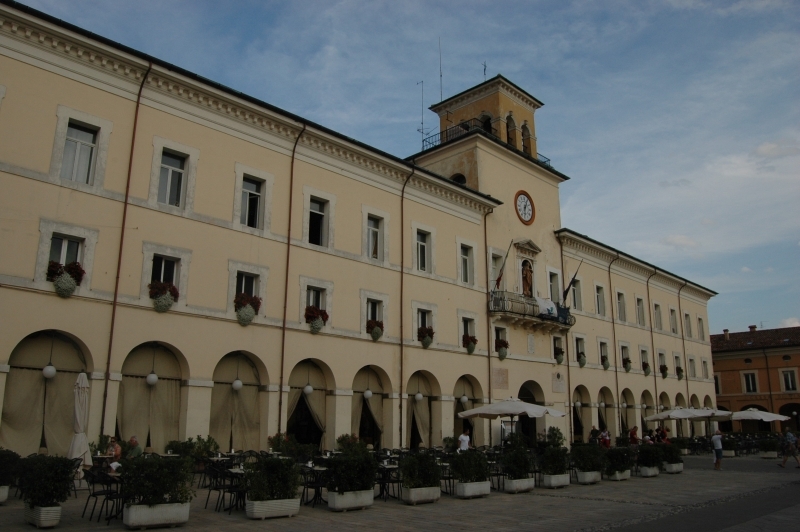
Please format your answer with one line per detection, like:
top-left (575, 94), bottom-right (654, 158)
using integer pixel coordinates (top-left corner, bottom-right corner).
top-left (1, 455), bottom-right (798, 531)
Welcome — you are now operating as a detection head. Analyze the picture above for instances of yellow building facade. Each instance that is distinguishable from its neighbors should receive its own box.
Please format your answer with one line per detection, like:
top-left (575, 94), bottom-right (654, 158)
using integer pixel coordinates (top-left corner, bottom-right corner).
top-left (0, 2), bottom-right (716, 456)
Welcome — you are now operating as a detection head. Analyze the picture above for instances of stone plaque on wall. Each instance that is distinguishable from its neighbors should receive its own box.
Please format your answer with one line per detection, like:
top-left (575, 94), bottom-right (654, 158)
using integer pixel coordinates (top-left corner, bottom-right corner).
top-left (552, 372), bottom-right (566, 393)
top-left (492, 368), bottom-right (509, 390)
top-left (527, 334), bottom-right (535, 354)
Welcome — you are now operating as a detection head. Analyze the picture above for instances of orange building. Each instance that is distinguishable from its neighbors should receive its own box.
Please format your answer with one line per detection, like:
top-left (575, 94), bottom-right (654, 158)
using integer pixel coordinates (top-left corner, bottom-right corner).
top-left (711, 326), bottom-right (800, 432)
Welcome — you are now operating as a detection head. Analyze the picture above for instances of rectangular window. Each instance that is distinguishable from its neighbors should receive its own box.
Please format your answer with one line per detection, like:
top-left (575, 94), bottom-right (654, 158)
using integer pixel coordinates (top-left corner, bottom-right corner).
top-left (669, 309), bottom-right (678, 334)
top-left (306, 286), bottom-right (323, 308)
top-left (417, 309), bottom-right (431, 329)
top-left (491, 254), bottom-right (503, 289)
top-left (572, 280), bottom-right (582, 310)
top-left (689, 358), bottom-right (696, 378)
top-left (367, 216), bottom-right (382, 260)
top-left (658, 351), bottom-right (666, 367)
top-left (620, 345), bottom-right (629, 362)
top-left (654, 304), bottom-right (663, 330)
top-left (702, 361), bottom-right (709, 379)
top-left (495, 327), bottom-right (507, 351)
top-left (575, 337), bottom-right (585, 360)
top-left (236, 271), bottom-right (257, 296)
top-left (240, 177), bottom-right (262, 228)
top-left (640, 349), bottom-right (648, 369)
top-left (462, 317), bottom-right (475, 337)
top-left (151, 255), bottom-right (177, 284)
top-left (596, 286), bottom-right (605, 316)
top-left (744, 373), bottom-right (757, 393)
top-left (674, 355), bottom-right (682, 370)
top-left (599, 342), bottom-right (609, 362)
top-left (684, 313), bottom-right (693, 338)
top-left (60, 122), bottom-right (97, 183)
top-left (460, 245), bottom-right (473, 284)
top-left (157, 151), bottom-right (185, 207)
top-left (416, 231), bottom-right (429, 272)
top-left (698, 317), bottom-right (705, 341)
top-left (783, 371), bottom-right (797, 392)
top-left (549, 272), bottom-right (560, 303)
top-left (308, 198), bottom-right (326, 246)
top-left (553, 336), bottom-right (563, 358)
top-left (49, 235), bottom-right (81, 265)
top-left (616, 292), bottom-right (626, 322)
top-left (714, 375), bottom-right (720, 394)
top-left (367, 299), bottom-right (382, 321)
top-left (636, 298), bottom-right (645, 326)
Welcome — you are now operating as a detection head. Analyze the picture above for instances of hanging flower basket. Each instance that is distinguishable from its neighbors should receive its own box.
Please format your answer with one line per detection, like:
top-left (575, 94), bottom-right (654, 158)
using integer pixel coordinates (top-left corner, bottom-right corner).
top-left (496, 339), bottom-right (509, 361)
top-left (418, 326), bottom-right (434, 349)
top-left (366, 320), bottom-right (384, 341)
top-left (234, 293), bottom-right (262, 326)
top-left (622, 358), bottom-right (632, 372)
top-left (659, 364), bottom-right (669, 379)
top-left (46, 260), bottom-right (85, 298)
top-left (676, 367), bottom-right (684, 381)
top-left (554, 347), bottom-right (564, 365)
top-left (642, 362), bottom-right (651, 376)
top-left (580, 353), bottom-right (588, 368)
top-left (148, 282), bottom-right (179, 313)
top-left (305, 306), bottom-right (328, 334)
top-left (463, 335), bottom-right (478, 355)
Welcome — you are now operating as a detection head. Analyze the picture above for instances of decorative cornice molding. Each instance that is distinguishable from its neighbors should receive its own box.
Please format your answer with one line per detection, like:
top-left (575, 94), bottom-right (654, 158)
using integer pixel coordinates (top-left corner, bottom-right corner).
top-left (431, 78), bottom-right (543, 115)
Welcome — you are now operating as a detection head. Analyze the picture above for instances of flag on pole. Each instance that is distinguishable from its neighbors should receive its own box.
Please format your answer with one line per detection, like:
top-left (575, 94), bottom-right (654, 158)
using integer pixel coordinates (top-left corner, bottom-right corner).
top-left (494, 240), bottom-right (514, 291)
top-left (562, 259), bottom-right (584, 304)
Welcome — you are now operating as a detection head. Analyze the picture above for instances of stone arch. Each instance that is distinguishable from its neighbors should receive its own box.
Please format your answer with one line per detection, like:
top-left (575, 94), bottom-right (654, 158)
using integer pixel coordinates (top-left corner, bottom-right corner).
top-left (620, 388), bottom-right (636, 435)
top-left (521, 123), bottom-right (532, 155)
top-left (597, 386), bottom-right (617, 438)
top-left (479, 113), bottom-right (493, 134)
top-left (690, 394), bottom-right (702, 436)
top-left (779, 403), bottom-right (800, 432)
top-left (506, 114), bottom-right (517, 148)
top-left (287, 359), bottom-right (332, 448)
top-left (640, 390), bottom-right (655, 430)
top-left (516, 380), bottom-right (545, 447)
top-left (675, 393), bottom-right (688, 437)
top-left (351, 365), bottom-right (391, 449)
top-left (704, 395), bottom-right (714, 409)
top-left (572, 385), bottom-right (591, 442)
top-left (209, 351), bottom-right (265, 452)
top-left (0, 330), bottom-right (91, 456)
top-left (453, 374), bottom-right (484, 446)
top-left (450, 173), bottom-right (467, 185)
top-left (406, 371), bottom-right (440, 449)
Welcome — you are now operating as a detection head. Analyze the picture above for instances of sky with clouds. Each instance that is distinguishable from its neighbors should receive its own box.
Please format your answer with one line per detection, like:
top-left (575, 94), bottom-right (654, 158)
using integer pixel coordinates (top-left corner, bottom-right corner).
top-left (20, 0), bottom-right (799, 334)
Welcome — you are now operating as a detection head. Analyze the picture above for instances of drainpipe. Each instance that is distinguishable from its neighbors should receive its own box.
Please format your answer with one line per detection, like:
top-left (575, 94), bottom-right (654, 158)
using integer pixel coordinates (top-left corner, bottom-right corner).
top-left (558, 237), bottom-right (574, 445)
top-left (276, 124), bottom-right (307, 432)
top-left (607, 252), bottom-right (622, 439)
top-left (645, 268), bottom-right (660, 430)
top-left (399, 164), bottom-right (416, 448)
top-left (100, 62), bottom-right (152, 436)
top-left (483, 208), bottom-right (494, 446)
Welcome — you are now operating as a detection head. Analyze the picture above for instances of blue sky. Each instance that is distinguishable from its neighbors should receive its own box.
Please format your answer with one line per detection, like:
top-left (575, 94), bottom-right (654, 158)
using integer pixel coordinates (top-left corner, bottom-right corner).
top-left (21, 0), bottom-right (800, 334)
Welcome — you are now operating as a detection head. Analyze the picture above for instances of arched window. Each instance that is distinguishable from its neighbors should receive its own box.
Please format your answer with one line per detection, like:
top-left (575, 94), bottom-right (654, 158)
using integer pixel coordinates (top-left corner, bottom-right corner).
top-left (506, 115), bottom-right (517, 148)
top-left (521, 125), bottom-right (532, 155)
top-left (451, 173), bottom-right (466, 185)
top-left (480, 115), bottom-right (493, 134)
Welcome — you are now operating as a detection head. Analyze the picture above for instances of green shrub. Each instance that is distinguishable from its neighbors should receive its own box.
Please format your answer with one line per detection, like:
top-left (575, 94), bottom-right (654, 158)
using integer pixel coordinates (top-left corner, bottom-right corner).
top-left (0, 449), bottom-right (21, 486)
top-left (636, 445), bottom-right (663, 468)
top-left (615, 436), bottom-right (629, 448)
top-left (545, 427), bottom-right (565, 448)
top-left (442, 436), bottom-right (456, 453)
top-left (571, 444), bottom-right (606, 472)
top-left (658, 443), bottom-right (682, 464)
top-left (451, 450), bottom-right (490, 483)
top-left (336, 433), bottom-right (361, 452)
top-left (244, 457), bottom-right (300, 501)
top-left (164, 435), bottom-right (219, 464)
top-left (500, 446), bottom-right (531, 480)
top-left (119, 456), bottom-right (194, 507)
top-left (541, 447), bottom-right (568, 475)
top-left (721, 439), bottom-right (737, 451)
top-left (605, 447), bottom-right (631, 475)
top-left (326, 441), bottom-right (377, 494)
top-left (758, 439), bottom-right (779, 452)
top-left (671, 437), bottom-right (690, 450)
top-left (19, 455), bottom-right (74, 508)
top-left (400, 453), bottom-right (441, 489)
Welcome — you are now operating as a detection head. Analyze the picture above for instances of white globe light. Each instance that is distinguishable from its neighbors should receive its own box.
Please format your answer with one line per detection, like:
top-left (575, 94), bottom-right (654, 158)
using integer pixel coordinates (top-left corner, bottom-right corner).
top-left (146, 372), bottom-right (158, 386)
top-left (363, 389), bottom-right (373, 400)
top-left (303, 384), bottom-right (314, 395)
top-left (621, 402), bottom-right (627, 408)
top-left (232, 379), bottom-right (243, 391)
top-left (414, 392), bottom-right (423, 402)
top-left (42, 364), bottom-right (56, 379)
top-left (460, 395), bottom-right (468, 404)
top-left (574, 401), bottom-right (581, 408)
top-left (793, 411), bottom-right (797, 416)
top-left (599, 402), bottom-right (605, 408)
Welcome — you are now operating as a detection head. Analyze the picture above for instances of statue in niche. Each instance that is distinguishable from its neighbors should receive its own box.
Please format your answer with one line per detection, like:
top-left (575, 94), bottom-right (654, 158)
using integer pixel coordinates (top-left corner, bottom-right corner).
top-left (522, 261), bottom-right (533, 297)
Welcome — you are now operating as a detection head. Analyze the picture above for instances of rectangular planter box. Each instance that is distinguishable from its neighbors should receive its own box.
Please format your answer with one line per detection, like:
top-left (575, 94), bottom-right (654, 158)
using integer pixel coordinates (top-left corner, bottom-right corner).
top-left (455, 481), bottom-right (491, 499)
top-left (24, 506), bottom-right (61, 528)
top-left (504, 477), bottom-right (536, 494)
top-left (639, 466), bottom-right (659, 477)
top-left (663, 463), bottom-right (683, 474)
top-left (761, 451), bottom-right (778, 459)
top-left (328, 490), bottom-right (374, 512)
top-left (123, 502), bottom-right (190, 529)
top-left (245, 498), bottom-right (301, 519)
top-left (576, 471), bottom-right (601, 485)
top-left (722, 450), bottom-right (735, 458)
top-left (606, 470), bottom-right (630, 481)
top-left (401, 486), bottom-right (441, 505)
top-left (0, 485), bottom-right (8, 504)
top-left (541, 474), bottom-right (570, 488)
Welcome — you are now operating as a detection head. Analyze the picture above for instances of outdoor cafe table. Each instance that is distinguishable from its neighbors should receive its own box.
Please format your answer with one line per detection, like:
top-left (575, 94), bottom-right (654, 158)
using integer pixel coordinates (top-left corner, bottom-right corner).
top-left (303, 466), bottom-right (328, 507)
top-left (376, 464), bottom-right (398, 500)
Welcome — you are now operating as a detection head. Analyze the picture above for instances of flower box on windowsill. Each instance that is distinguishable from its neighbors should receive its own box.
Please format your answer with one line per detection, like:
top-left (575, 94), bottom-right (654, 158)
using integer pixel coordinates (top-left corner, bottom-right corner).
top-left (367, 320), bottom-right (384, 341)
top-left (234, 293), bottom-right (262, 327)
top-left (419, 326), bottom-right (435, 349)
top-left (305, 306), bottom-right (329, 334)
top-left (148, 281), bottom-right (179, 313)
top-left (47, 260), bottom-right (85, 298)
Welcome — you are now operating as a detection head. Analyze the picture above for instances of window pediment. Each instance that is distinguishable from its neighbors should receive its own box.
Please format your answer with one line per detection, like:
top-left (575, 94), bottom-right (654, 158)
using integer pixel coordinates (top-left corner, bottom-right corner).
top-left (513, 238), bottom-right (541, 259)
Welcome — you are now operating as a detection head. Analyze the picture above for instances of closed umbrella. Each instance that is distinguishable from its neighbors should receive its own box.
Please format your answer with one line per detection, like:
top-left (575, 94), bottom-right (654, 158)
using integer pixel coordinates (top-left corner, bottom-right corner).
top-left (68, 372), bottom-right (92, 467)
top-left (458, 398), bottom-right (565, 420)
top-left (731, 408), bottom-right (789, 422)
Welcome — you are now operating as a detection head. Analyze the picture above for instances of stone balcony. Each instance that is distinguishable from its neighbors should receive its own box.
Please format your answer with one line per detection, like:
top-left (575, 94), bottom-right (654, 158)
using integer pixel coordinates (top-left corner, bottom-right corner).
top-left (488, 291), bottom-right (576, 332)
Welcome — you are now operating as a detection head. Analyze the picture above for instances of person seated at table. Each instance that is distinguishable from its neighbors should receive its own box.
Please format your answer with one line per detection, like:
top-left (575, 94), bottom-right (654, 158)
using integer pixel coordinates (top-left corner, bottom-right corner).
top-left (458, 428), bottom-right (473, 451)
top-left (629, 426), bottom-right (639, 445)
top-left (126, 435), bottom-right (143, 459)
top-left (107, 437), bottom-right (122, 461)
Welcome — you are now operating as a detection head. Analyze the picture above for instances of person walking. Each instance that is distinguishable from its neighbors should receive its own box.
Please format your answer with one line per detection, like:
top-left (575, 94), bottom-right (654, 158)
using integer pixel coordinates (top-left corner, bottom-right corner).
top-left (778, 427), bottom-right (800, 468)
top-left (711, 429), bottom-right (723, 470)
top-left (458, 428), bottom-right (472, 451)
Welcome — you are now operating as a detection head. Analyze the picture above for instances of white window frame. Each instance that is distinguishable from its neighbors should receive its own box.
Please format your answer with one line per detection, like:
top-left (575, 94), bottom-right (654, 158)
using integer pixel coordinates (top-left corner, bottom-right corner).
top-left (139, 242), bottom-right (192, 303)
top-left (49, 234), bottom-right (82, 265)
top-left (658, 350), bottom-right (667, 368)
top-left (780, 369), bottom-right (798, 392)
top-left (147, 137), bottom-right (199, 214)
top-left (673, 353), bottom-right (682, 371)
top-left (741, 371), bottom-right (758, 394)
top-left (362, 206), bottom-right (390, 264)
top-left (639, 347), bottom-right (649, 370)
top-left (619, 342), bottom-right (630, 365)
top-left (635, 296), bottom-right (646, 327)
top-left (702, 359), bottom-right (709, 379)
top-left (411, 300), bottom-right (438, 344)
top-left (615, 290), bottom-right (627, 322)
top-left (35, 219), bottom-right (99, 294)
top-left (495, 326), bottom-right (508, 352)
top-left (48, 105), bottom-right (113, 191)
top-left (684, 313), bottom-right (693, 339)
top-left (697, 316), bottom-right (706, 341)
top-left (232, 163), bottom-right (274, 236)
top-left (573, 333), bottom-right (586, 361)
top-left (301, 186), bottom-right (337, 250)
top-left (226, 260), bottom-right (269, 318)
top-left (597, 337), bottom-right (610, 365)
top-left (547, 267), bottom-right (562, 304)
top-left (411, 222), bottom-right (436, 275)
top-left (595, 284), bottom-right (606, 317)
top-left (299, 276), bottom-right (334, 327)
top-left (456, 237), bottom-right (477, 286)
top-left (653, 302), bottom-right (663, 331)
top-left (688, 357), bottom-right (697, 378)
top-left (571, 278), bottom-right (583, 311)
top-left (669, 307), bottom-right (679, 335)
top-left (360, 289), bottom-right (389, 339)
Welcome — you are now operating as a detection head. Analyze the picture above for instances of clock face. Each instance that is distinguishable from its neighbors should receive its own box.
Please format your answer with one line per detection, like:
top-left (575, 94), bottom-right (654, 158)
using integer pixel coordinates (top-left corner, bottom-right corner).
top-left (515, 191), bottom-right (535, 225)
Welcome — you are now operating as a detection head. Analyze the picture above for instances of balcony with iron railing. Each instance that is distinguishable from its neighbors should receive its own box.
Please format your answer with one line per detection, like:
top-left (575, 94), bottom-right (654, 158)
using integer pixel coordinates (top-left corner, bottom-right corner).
top-left (488, 291), bottom-right (575, 331)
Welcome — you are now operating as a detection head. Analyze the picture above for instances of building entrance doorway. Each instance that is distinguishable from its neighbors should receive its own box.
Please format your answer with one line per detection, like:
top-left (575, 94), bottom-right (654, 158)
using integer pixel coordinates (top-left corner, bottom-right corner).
top-left (287, 395), bottom-right (323, 446)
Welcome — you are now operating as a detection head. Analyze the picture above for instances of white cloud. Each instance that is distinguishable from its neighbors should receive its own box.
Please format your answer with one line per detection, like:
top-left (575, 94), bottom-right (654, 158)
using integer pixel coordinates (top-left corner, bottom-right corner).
top-left (780, 318), bottom-right (800, 327)
top-left (754, 138), bottom-right (800, 158)
top-left (741, 267), bottom-right (752, 273)
top-left (663, 235), bottom-right (699, 249)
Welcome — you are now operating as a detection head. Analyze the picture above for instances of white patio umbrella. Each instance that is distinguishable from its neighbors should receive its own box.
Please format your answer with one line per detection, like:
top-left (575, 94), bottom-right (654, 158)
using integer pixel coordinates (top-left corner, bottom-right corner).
top-left (731, 408), bottom-right (789, 422)
top-left (68, 372), bottom-right (93, 467)
top-left (644, 408), bottom-right (704, 422)
top-left (457, 398), bottom-right (565, 420)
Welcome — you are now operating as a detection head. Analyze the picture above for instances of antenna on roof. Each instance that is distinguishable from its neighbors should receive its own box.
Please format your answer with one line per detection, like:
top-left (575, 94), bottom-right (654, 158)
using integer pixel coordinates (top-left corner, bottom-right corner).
top-left (439, 37), bottom-right (443, 102)
top-left (417, 81), bottom-right (425, 148)
top-left (482, 61), bottom-right (487, 81)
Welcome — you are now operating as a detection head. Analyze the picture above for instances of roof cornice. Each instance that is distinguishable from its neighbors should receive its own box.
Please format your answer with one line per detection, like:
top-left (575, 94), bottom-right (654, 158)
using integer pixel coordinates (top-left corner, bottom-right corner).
top-left (430, 75), bottom-right (544, 114)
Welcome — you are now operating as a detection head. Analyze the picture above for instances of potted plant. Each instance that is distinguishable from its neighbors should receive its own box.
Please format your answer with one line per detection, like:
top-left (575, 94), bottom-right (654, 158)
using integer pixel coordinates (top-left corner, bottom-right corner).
top-left (0, 449), bottom-right (20, 504)
top-left (326, 440), bottom-right (378, 511)
top-left (622, 358), bottom-right (632, 372)
top-left (671, 437), bottom-right (690, 455)
top-left (462, 334), bottom-right (478, 355)
top-left (46, 260), bottom-right (85, 298)
top-left (541, 446), bottom-right (569, 488)
top-left (19, 455), bottom-right (74, 527)
top-left (571, 444), bottom-right (604, 484)
top-left (442, 436), bottom-right (457, 453)
top-left (676, 367), bottom-right (684, 380)
top-left (604, 447), bottom-right (631, 481)
top-left (599, 354), bottom-right (608, 370)
top-left (400, 452), bottom-right (441, 505)
top-left (418, 326), bottom-right (435, 349)
top-left (578, 352), bottom-right (588, 368)
top-left (659, 364), bottom-right (669, 379)
top-left (721, 438), bottom-right (737, 458)
top-left (149, 281), bottom-right (179, 312)
top-left (642, 362), bottom-right (651, 376)
top-left (451, 450), bottom-right (491, 498)
top-left (636, 445), bottom-right (662, 477)
top-left (496, 339), bottom-right (509, 360)
top-left (367, 319), bottom-right (384, 341)
top-left (234, 293), bottom-right (262, 326)
top-left (244, 457), bottom-right (301, 519)
top-left (120, 456), bottom-right (194, 528)
top-left (554, 347), bottom-right (564, 365)
top-left (305, 305), bottom-right (329, 334)
top-left (659, 444), bottom-right (683, 473)
top-left (759, 438), bottom-right (779, 459)
top-left (500, 434), bottom-right (534, 493)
